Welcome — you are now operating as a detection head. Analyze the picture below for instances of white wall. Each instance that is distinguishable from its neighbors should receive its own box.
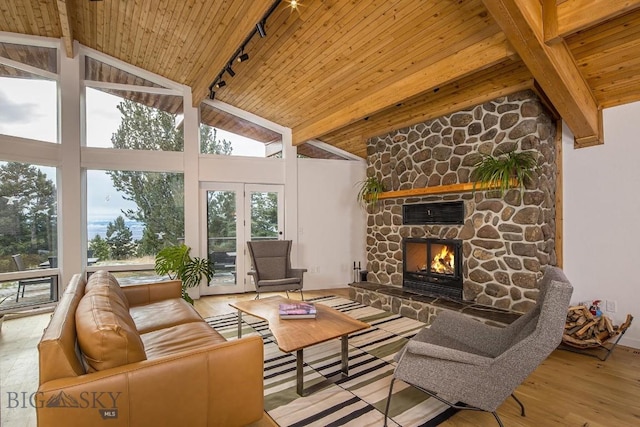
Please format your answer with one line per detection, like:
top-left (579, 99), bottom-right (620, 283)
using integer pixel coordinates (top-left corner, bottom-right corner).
top-left (297, 158), bottom-right (367, 289)
top-left (563, 102), bottom-right (640, 348)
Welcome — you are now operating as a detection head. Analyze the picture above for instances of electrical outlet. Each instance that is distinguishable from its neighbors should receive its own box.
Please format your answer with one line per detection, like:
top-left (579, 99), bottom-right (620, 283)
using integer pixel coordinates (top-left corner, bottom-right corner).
top-left (606, 300), bottom-right (617, 313)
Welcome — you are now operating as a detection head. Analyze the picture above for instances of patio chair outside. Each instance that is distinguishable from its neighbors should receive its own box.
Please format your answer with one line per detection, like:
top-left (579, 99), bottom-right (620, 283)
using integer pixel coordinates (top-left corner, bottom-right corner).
top-left (12, 254), bottom-right (54, 302)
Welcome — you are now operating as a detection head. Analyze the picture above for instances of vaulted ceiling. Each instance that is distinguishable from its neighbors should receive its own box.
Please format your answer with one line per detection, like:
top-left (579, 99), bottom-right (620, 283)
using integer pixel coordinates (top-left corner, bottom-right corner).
top-left (2, 0), bottom-right (640, 158)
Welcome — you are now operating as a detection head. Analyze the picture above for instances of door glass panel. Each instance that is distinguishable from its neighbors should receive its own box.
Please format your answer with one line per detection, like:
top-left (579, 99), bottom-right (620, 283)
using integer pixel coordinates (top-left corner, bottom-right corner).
top-left (249, 191), bottom-right (279, 241)
top-left (206, 190), bottom-right (237, 286)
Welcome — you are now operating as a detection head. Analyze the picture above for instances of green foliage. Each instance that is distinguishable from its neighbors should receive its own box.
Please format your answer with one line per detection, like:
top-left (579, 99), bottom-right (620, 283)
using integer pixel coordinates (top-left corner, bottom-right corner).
top-left (207, 191), bottom-right (237, 252)
top-left (471, 151), bottom-right (538, 196)
top-left (250, 192), bottom-right (278, 238)
top-left (356, 176), bottom-right (385, 209)
top-left (105, 216), bottom-right (136, 260)
top-left (200, 126), bottom-right (233, 155)
top-left (155, 244), bottom-right (214, 304)
top-left (106, 101), bottom-right (235, 257)
top-left (0, 162), bottom-right (56, 263)
top-left (89, 234), bottom-right (110, 261)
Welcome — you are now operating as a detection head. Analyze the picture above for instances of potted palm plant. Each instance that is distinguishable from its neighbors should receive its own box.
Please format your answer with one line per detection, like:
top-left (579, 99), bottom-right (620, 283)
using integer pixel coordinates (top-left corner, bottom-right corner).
top-left (471, 150), bottom-right (537, 196)
top-left (356, 175), bottom-right (385, 209)
top-left (154, 244), bottom-right (214, 304)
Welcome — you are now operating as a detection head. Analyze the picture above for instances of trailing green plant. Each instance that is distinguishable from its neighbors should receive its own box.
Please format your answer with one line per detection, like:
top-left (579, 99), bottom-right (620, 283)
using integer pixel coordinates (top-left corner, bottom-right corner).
top-left (356, 176), bottom-right (385, 209)
top-left (154, 244), bottom-right (214, 304)
top-left (471, 150), bottom-right (538, 196)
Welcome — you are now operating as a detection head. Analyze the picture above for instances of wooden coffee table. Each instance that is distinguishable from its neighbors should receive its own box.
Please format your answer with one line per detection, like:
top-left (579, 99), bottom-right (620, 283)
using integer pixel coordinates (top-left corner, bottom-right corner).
top-left (230, 296), bottom-right (369, 396)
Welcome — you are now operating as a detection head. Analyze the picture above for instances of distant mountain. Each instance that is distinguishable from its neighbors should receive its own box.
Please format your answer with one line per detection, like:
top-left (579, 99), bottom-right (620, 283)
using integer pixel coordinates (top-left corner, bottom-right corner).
top-left (87, 219), bottom-right (144, 240)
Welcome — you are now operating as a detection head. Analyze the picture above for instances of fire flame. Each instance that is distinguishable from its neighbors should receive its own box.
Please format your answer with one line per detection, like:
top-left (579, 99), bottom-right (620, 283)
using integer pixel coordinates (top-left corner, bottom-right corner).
top-left (431, 245), bottom-right (455, 275)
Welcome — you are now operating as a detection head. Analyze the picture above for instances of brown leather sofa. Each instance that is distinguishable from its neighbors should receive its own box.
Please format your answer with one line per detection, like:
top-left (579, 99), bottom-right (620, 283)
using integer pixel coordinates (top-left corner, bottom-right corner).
top-left (37, 271), bottom-right (264, 427)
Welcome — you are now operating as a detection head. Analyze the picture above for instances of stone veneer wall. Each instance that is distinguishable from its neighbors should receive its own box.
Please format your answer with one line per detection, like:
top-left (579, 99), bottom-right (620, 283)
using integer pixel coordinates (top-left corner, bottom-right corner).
top-left (365, 90), bottom-right (557, 313)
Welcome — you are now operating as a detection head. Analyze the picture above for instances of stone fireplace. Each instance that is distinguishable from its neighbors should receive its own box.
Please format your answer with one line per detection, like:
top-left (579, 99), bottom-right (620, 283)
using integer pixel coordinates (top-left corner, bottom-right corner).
top-left (364, 90), bottom-right (558, 313)
top-left (403, 237), bottom-right (463, 299)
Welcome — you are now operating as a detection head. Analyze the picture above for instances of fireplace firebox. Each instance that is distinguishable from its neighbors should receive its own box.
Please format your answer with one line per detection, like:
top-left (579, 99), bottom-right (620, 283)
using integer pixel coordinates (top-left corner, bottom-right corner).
top-left (403, 238), bottom-right (463, 299)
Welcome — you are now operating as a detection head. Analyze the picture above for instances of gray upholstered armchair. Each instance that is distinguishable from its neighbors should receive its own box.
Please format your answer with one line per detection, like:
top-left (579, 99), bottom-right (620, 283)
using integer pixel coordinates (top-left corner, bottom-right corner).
top-left (246, 240), bottom-right (306, 300)
top-left (384, 266), bottom-right (573, 427)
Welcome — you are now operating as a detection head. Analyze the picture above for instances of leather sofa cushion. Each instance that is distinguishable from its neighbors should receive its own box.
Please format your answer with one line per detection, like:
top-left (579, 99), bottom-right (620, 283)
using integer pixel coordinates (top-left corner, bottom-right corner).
top-left (85, 270), bottom-right (129, 309)
top-left (141, 322), bottom-right (227, 359)
top-left (129, 298), bottom-right (204, 334)
top-left (76, 286), bottom-right (146, 372)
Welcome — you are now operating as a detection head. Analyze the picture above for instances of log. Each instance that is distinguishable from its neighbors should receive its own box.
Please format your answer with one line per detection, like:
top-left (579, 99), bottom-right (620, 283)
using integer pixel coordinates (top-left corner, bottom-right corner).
top-left (567, 324), bottom-right (583, 335)
top-left (576, 320), bottom-right (597, 337)
top-left (604, 316), bottom-right (614, 334)
top-left (562, 309), bottom-right (633, 349)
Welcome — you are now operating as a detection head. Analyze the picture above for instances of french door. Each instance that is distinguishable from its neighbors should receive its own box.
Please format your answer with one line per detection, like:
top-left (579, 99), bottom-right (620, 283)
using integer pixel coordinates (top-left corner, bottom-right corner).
top-left (200, 183), bottom-right (284, 295)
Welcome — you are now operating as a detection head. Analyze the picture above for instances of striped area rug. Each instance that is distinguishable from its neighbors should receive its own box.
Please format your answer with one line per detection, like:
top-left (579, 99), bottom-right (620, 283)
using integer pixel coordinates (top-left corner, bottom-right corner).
top-left (206, 296), bottom-right (457, 427)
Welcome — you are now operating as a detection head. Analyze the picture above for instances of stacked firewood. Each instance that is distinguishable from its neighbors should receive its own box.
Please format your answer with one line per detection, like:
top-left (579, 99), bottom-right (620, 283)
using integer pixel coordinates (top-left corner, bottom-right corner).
top-left (562, 305), bottom-right (633, 349)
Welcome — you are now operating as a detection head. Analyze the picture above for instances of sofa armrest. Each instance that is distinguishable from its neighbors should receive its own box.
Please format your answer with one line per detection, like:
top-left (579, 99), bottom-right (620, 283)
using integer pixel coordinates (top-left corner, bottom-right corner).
top-left (121, 280), bottom-right (182, 306)
top-left (37, 336), bottom-right (264, 427)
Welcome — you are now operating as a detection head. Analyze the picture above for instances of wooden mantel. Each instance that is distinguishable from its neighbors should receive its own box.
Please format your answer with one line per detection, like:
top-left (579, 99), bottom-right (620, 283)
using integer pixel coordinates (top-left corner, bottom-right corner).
top-left (377, 181), bottom-right (516, 200)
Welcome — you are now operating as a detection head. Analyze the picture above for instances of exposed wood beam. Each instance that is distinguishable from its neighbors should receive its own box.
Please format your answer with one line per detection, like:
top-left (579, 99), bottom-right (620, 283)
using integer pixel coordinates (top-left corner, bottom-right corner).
top-left (554, 0), bottom-right (640, 40)
top-left (481, 0), bottom-right (603, 147)
top-left (190, 1), bottom-right (274, 107)
top-left (56, 0), bottom-right (74, 58)
top-left (291, 32), bottom-right (514, 146)
top-left (542, 0), bottom-right (561, 45)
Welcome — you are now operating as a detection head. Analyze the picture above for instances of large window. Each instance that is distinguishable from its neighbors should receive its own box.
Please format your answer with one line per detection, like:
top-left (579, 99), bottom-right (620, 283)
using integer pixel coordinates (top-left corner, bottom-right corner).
top-left (87, 170), bottom-right (184, 266)
top-left (85, 88), bottom-right (184, 150)
top-left (0, 76), bottom-right (57, 142)
top-left (0, 42), bottom-right (58, 143)
top-left (200, 103), bottom-right (282, 157)
top-left (0, 161), bottom-right (57, 311)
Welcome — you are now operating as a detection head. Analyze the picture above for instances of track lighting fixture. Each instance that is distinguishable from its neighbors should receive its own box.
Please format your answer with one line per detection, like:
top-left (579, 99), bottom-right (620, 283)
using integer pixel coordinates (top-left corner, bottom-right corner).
top-left (206, 0), bottom-right (282, 100)
top-left (256, 21), bottom-right (267, 38)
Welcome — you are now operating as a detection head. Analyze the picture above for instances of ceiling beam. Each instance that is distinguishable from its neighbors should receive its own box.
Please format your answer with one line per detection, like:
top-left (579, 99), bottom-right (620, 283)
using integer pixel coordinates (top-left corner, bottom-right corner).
top-left (56, 0), bottom-right (74, 58)
top-left (548, 0), bottom-right (640, 42)
top-left (481, 0), bottom-right (603, 147)
top-left (291, 32), bottom-right (515, 146)
top-left (190, 1), bottom-right (274, 107)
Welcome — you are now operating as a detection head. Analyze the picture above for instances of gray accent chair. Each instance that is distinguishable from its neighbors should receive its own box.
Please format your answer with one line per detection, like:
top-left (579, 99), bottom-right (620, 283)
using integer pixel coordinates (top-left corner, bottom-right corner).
top-left (246, 240), bottom-right (306, 300)
top-left (384, 266), bottom-right (573, 427)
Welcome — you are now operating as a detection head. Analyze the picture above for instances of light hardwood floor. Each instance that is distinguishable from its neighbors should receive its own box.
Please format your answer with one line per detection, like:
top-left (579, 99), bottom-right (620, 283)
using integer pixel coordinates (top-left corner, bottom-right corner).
top-left (1, 289), bottom-right (639, 426)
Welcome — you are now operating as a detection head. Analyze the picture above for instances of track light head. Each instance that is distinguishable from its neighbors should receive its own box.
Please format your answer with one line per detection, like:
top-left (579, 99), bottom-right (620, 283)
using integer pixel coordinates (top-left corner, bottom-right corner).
top-left (209, 89), bottom-right (216, 100)
top-left (256, 21), bottom-right (266, 38)
top-left (226, 65), bottom-right (236, 77)
top-left (237, 52), bottom-right (249, 62)
top-left (215, 80), bottom-right (226, 88)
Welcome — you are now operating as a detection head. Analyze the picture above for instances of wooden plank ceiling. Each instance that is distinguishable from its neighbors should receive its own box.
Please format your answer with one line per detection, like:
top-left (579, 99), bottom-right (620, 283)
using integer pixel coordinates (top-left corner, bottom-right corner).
top-left (2, 0), bottom-right (640, 157)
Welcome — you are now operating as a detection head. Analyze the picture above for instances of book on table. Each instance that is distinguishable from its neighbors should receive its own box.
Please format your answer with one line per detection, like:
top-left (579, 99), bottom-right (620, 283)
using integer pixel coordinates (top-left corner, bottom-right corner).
top-left (279, 302), bottom-right (317, 319)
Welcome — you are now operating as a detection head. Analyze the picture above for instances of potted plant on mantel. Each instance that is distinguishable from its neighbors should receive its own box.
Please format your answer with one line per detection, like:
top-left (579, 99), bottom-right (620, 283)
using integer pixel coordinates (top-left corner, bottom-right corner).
top-left (471, 150), bottom-right (538, 196)
top-left (154, 244), bottom-right (214, 305)
top-left (356, 175), bottom-right (386, 210)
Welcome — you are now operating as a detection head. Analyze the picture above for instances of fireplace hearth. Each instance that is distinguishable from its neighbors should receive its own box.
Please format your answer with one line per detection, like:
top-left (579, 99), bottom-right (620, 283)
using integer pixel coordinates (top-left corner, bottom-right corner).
top-left (403, 238), bottom-right (463, 300)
